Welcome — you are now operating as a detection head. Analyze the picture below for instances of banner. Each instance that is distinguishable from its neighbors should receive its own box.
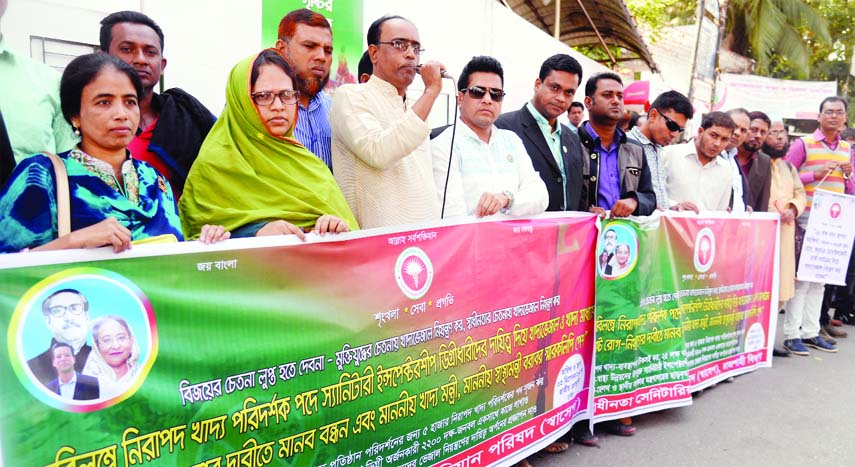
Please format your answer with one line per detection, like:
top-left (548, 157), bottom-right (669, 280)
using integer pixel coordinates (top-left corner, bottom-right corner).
top-left (0, 215), bottom-right (597, 467)
top-left (715, 73), bottom-right (837, 120)
top-left (592, 213), bottom-right (780, 421)
top-left (797, 189), bottom-right (855, 285)
top-left (261, 0), bottom-right (364, 90)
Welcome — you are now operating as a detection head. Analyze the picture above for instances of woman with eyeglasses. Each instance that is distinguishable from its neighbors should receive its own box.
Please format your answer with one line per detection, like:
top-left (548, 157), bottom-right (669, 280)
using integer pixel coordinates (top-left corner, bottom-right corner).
top-left (179, 49), bottom-right (357, 239)
top-left (82, 315), bottom-right (140, 399)
top-left (0, 53), bottom-right (228, 254)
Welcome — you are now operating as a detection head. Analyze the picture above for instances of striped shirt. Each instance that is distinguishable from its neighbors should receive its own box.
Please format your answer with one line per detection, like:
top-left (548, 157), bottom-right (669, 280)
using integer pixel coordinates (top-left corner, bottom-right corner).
top-left (293, 90), bottom-right (333, 171)
top-left (786, 129), bottom-right (854, 220)
top-left (627, 126), bottom-right (667, 209)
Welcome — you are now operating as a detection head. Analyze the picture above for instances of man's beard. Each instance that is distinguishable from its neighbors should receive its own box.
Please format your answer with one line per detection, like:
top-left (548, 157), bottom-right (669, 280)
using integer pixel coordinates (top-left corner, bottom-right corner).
top-left (762, 142), bottom-right (788, 159)
top-left (742, 141), bottom-right (761, 153)
top-left (297, 72), bottom-right (329, 99)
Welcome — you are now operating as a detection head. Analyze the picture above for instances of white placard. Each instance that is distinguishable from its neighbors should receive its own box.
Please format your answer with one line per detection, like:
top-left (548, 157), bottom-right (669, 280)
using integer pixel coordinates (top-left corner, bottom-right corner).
top-left (797, 190), bottom-right (855, 285)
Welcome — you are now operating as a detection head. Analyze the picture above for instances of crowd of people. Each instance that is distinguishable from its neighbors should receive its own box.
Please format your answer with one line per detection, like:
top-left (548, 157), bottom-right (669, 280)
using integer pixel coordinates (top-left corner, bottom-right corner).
top-left (1, 5), bottom-right (854, 465)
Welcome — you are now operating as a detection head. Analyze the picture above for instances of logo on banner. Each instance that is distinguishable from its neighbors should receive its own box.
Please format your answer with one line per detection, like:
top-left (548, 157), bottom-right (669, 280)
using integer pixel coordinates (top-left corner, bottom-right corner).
top-left (830, 202), bottom-right (842, 219)
top-left (395, 247), bottom-right (434, 299)
top-left (693, 227), bottom-right (716, 272)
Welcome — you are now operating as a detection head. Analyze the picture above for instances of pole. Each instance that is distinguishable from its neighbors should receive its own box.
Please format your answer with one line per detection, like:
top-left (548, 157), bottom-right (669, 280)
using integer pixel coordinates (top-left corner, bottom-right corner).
top-left (554, 0), bottom-right (561, 39)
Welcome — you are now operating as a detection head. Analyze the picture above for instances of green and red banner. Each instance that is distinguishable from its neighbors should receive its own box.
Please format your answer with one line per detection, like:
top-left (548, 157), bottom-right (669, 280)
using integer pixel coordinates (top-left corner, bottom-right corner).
top-left (592, 213), bottom-right (780, 421)
top-left (1, 214), bottom-right (597, 467)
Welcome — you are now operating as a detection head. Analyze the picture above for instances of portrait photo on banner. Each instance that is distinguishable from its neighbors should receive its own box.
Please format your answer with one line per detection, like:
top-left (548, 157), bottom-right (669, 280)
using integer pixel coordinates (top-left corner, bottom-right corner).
top-left (597, 222), bottom-right (639, 280)
top-left (8, 268), bottom-right (157, 412)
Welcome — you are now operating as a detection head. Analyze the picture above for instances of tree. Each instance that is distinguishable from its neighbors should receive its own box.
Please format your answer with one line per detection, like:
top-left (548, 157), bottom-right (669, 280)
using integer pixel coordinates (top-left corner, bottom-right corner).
top-left (724, 0), bottom-right (830, 77)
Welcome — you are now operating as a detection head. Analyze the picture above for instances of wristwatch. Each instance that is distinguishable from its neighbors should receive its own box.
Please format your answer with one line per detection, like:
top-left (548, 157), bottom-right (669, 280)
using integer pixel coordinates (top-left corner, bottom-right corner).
top-left (501, 190), bottom-right (515, 213)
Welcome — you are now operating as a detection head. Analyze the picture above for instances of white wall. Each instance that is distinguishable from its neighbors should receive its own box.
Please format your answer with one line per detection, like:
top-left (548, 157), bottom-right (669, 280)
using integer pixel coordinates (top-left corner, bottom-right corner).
top-left (3, 0), bottom-right (611, 122)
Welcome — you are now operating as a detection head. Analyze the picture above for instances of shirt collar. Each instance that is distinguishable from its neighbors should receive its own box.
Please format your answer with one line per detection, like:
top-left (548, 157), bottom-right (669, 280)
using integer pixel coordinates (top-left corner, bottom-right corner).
top-left (585, 122), bottom-right (622, 149)
top-left (59, 371), bottom-right (78, 386)
top-left (813, 127), bottom-right (840, 145)
top-left (526, 101), bottom-right (560, 136)
top-left (686, 150), bottom-right (726, 166)
top-left (299, 90), bottom-right (328, 112)
top-left (457, 117), bottom-right (496, 145)
top-left (628, 126), bottom-right (659, 149)
top-left (368, 75), bottom-right (407, 106)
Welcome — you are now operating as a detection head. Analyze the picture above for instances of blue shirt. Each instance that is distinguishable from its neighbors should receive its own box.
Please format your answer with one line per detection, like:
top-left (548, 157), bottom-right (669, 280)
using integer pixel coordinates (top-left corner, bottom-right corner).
top-left (585, 122), bottom-right (622, 210)
top-left (293, 90), bottom-right (332, 171)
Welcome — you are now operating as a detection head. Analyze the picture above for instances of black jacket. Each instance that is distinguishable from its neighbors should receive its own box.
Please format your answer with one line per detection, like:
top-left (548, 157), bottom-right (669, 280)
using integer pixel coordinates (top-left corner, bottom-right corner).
top-left (46, 372), bottom-right (100, 401)
top-left (147, 88), bottom-right (216, 193)
top-left (0, 108), bottom-right (15, 188)
top-left (577, 123), bottom-right (656, 216)
top-left (495, 105), bottom-right (585, 211)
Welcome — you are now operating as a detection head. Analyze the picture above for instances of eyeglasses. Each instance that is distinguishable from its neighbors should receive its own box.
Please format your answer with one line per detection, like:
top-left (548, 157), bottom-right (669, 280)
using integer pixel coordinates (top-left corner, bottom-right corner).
top-left (47, 303), bottom-right (85, 318)
top-left (461, 86), bottom-right (506, 102)
top-left (98, 333), bottom-right (130, 348)
top-left (822, 110), bottom-right (846, 116)
top-left (375, 39), bottom-right (424, 56)
top-left (661, 113), bottom-right (685, 133)
top-left (251, 90), bottom-right (299, 106)
top-left (769, 130), bottom-right (787, 136)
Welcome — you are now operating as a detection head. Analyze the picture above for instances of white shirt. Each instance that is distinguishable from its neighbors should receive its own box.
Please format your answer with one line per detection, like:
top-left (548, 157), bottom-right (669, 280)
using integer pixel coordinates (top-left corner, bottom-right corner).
top-left (58, 372), bottom-right (77, 399)
top-left (330, 76), bottom-right (439, 229)
top-left (720, 147), bottom-right (746, 212)
top-left (432, 120), bottom-right (548, 218)
top-left (662, 142), bottom-right (733, 211)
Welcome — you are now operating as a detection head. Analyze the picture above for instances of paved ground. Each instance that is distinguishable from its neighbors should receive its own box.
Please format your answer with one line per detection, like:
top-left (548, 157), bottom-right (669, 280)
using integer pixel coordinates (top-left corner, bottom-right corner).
top-left (533, 317), bottom-right (855, 467)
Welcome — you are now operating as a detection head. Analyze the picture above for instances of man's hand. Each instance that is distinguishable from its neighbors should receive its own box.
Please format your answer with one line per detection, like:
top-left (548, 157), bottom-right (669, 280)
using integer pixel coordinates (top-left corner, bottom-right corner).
top-left (817, 161), bottom-right (839, 179)
top-left (780, 206), bottom-right (797, 224)
top-left (313, 215), bottom-right (350, 235)
top-left (671, 201), bottom-right (699, 214)
top-left (418, 61), bottom-right (445, 92)
top-left (589, 206), bottom-right (607, 219)
top-left (256, 220), bottom-right (306, 240)
top-left (475, 192), bottom-right (509, 217)
top-left (610, 198), bottom-right (638, 218)
top-left (840, 161), bottom-right (853, 178)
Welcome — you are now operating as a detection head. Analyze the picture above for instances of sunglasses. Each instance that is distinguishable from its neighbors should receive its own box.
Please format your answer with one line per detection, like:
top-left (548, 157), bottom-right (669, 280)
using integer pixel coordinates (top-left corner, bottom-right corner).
top-left (661, 112), bottom-right (685, 133)
top-left (461, 86), bottom-right (506, 102)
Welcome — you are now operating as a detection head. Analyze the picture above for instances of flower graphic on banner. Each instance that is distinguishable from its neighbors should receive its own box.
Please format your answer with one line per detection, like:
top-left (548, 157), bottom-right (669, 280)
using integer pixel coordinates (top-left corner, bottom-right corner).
top-left (404, 258), bottom-right (425, 289)
top-left (830, 202), bottom-right (842, 219)
top-left (394, 247), bottom-right (434, 300)
top-left (693, 227), bottom-right (716, 273)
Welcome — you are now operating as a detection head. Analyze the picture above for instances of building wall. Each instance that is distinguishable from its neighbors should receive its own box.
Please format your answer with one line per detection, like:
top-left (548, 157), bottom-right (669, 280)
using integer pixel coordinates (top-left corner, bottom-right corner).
top-left (3, 0), bottom-right (610, 124)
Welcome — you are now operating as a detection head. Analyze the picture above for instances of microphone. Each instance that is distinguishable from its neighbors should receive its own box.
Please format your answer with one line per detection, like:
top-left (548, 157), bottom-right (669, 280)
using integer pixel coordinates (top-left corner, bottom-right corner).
top-left (416, 65), bottom-right (453, 80)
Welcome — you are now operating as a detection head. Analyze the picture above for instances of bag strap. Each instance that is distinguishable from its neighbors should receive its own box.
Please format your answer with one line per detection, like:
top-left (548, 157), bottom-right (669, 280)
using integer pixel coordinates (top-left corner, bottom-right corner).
top-left (43, 152), bottom-right (71, 237)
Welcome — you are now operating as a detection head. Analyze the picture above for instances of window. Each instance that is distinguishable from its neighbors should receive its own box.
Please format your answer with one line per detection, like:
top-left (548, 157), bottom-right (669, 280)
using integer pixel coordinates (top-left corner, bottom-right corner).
top-left (30, 36), bottom-right (98, 73)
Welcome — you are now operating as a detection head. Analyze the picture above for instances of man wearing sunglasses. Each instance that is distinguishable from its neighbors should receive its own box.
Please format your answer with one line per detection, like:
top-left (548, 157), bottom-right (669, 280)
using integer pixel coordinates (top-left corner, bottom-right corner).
top-left (578, 73), bottom-right (656, 218)
top-left (735, 111), bottom-right (772, 212)
top-left (331, 15), bottom-right (447, 228)
top-left (27, 289), bottom-right (93, 387)
top-left (431, 56), bottom-right (547, 218)
top-left (626, 91), bottom-right (694, 210)
top-left (495, 54), bottom-right (586, 213)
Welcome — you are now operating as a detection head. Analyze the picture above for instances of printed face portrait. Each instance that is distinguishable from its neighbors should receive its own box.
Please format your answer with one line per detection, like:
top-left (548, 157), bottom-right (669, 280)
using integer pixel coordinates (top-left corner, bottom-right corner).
top-left (95, 319), bottom-right (134, 370)
top-left (43, 291), bottom-right (89, 344)
top-left (51, 345), bottom-right (75, 374)
top-left (532, 70), bottom-right (580, 121)
top-left (252, 64), bottom-right (298, 137)
top-left (615, 243), bottom-right (631, 266)
top-left (458, 71), bottom-right (503, 132)
top-left (603, 229), bottom-right (617, 253)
